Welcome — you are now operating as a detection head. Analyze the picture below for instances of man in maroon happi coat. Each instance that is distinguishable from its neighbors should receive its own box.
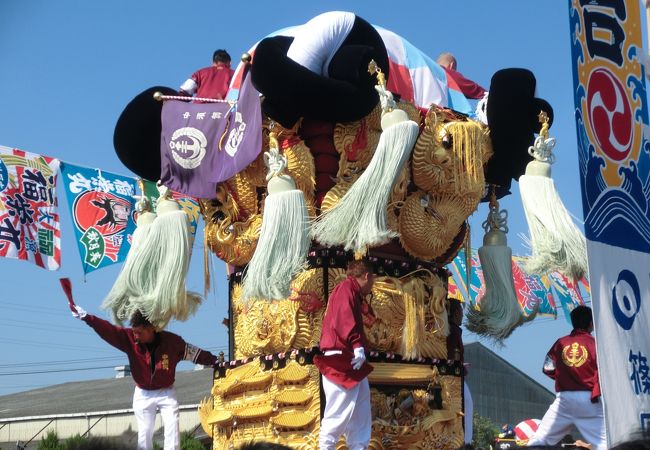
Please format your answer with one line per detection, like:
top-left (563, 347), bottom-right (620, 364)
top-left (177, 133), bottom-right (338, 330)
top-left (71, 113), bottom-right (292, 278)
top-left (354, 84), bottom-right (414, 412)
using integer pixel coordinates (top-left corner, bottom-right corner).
top-left (527, 306), bottom-right (607, 450)
top-left (314, 259), bottom-right (376, 450)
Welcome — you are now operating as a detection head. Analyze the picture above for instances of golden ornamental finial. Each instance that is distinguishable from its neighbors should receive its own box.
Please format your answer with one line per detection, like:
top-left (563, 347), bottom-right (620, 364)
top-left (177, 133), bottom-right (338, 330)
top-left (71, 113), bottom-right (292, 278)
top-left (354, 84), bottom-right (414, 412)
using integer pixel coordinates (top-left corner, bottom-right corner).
top-left (269, 131), bottom-right (279, 151)
top-left (368, 59), bottom-right (386, 88)
top-left (538, 110), bottom-right (550, 139)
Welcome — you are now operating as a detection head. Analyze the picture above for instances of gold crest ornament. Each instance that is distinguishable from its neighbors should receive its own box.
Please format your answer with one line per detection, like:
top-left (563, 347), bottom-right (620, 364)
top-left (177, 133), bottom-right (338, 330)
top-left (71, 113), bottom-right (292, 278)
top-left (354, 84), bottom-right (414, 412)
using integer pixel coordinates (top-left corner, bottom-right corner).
top-left (562, 342), bottom-right (589, 368)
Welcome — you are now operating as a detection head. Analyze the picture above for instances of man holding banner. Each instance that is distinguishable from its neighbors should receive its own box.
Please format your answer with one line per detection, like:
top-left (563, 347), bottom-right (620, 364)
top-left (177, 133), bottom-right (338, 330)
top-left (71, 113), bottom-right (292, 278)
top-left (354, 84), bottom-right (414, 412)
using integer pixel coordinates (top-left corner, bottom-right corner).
top-left (527, 306), bottom-right (606, 450)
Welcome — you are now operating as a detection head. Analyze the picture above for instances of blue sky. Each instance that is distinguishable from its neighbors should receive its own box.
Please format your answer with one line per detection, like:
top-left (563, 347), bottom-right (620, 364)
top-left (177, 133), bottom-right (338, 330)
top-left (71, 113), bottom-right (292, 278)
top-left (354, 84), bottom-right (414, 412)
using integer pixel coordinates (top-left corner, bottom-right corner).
top-left (0, 1), bottom-right (585, 401)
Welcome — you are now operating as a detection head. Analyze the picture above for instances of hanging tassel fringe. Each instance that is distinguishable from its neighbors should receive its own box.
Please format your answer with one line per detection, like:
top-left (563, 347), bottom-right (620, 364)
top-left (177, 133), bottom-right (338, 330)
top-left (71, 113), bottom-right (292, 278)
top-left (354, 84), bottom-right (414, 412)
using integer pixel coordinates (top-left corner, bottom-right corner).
top-left (312, 116), bottom-right (418, 254)
top-left (400, 278), bottom-right (427, 360)
top-left (518, 113), bottom-right (587, 281)
top-left (103, 186), bottom-right (200, 328)
top-left (102, 196), bottom-right (156, 324)
top-left (312, 63), bottom-right (419, 255)
top-left (466, 196), bottom-right (538, 343)
top-left (242, 132), bottom-right (310, 301)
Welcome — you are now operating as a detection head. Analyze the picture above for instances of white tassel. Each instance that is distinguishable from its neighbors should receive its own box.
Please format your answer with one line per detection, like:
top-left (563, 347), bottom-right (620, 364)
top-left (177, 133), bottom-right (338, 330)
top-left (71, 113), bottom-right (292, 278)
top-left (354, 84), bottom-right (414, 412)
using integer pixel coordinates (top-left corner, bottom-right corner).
top-left (312, 114), bottom-right (418, 254)
top-left (466, 198), bottom-right (538, 343)
top-left (102, 196), bottom-right (156, 324)
top-left (103, 185), bottom-right (200, 329)
top-left (242, 133), bottom-right (310, 301)
top-left (518, 115), bottom-right (587, 281)
top-left (312, 66), bottom-right (419, 255)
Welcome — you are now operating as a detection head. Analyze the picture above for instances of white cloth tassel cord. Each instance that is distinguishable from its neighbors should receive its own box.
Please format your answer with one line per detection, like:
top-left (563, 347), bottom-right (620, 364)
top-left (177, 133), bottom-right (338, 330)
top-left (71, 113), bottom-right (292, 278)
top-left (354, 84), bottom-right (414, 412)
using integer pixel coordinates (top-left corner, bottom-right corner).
top-left (518, 121), bottom-right (587, 281)
top-left (103, 198), bottom-right (157, 324)
top-left (126, 208), bottom-right (200, 327)
top-left (312, 118), bottom-right (419, 253)
top-left (242, 133), bottom-right (310, 301)
top-left (466, 201), bottom-right (538, 343)
top-left (103, 188), bottom-right (199, 329)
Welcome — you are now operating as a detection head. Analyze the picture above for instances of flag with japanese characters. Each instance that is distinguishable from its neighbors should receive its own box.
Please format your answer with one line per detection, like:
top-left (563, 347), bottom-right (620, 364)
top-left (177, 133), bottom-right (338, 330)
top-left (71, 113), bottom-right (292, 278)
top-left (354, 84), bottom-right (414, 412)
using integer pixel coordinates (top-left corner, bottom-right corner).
top-left (60, 163), bottom-right (137, 274)
top-left (160, 71), bottom-right (262, 198)
top-left (448, 249), bottom-right (560, 317)
top-left (0, 146), bottom-right (60, 270)
top-left (570, 1), bottom-right (650, 443)
top-left (512, 256), bottom-right (556, 318)
top-left (141, 180), bottom-right (201, 236)
top-left (548, 271), bottom-right (586, 324)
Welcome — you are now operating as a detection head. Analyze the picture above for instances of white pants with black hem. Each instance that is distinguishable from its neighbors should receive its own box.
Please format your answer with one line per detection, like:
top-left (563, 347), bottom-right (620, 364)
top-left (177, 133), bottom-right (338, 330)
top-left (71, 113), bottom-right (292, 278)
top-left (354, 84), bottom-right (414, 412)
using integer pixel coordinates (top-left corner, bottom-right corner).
top-left (320, 376), bottom-right (371, 450)
top-left (132, 385), bottom-right (180, 450)
top-left (527, 390), bottom-right (606, 450)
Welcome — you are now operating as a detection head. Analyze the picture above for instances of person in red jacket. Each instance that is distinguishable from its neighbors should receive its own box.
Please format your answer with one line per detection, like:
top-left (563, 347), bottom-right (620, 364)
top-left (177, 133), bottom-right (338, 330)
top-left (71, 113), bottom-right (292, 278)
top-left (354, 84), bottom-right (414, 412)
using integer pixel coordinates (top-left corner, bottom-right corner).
top-left (314, 259), bottom-right (376, 450)
top-left (527, 306), bottom-right (607, 450)
top-left (179, 49), bottom-right (234, 100)
top-left (70, 305), bottom-right (218, 450)
top-left (436, 52), bottom-right (487, 100)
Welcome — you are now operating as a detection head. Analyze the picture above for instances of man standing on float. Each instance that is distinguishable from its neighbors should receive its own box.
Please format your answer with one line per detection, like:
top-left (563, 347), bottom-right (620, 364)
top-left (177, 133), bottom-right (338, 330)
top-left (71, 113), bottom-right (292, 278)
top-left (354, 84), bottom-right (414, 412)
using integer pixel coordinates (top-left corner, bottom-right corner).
top-left (314, 259), bottom-right (376, 450)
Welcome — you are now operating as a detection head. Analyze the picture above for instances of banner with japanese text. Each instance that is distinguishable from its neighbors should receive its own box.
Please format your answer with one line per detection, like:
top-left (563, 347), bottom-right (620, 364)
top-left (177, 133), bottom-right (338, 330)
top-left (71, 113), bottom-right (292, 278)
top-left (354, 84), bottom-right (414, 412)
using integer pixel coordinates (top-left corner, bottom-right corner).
top-left (60, 163), bottom-right (137, 274)
top-left (548, 271), bottom-right (585, 324)
top-left (0, 146), bottom-right (60, 270)
top-left (447, 249), bottom-right (558, 317)
top-left (569, 0), bottom-right (650, 442)
top-left (159, 71), bottom-right (262, 198)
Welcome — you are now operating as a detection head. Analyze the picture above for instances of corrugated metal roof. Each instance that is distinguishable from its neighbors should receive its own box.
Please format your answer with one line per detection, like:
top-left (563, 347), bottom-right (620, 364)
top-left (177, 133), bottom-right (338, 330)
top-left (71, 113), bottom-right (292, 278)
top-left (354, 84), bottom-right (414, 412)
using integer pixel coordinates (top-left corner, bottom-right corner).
top-left (0, 368), bottom-right (214, 420)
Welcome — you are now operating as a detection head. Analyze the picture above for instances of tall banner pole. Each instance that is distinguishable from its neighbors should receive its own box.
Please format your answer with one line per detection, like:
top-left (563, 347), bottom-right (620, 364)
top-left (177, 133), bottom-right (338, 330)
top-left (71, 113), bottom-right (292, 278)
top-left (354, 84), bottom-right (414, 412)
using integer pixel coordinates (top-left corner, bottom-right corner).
top-left (569, 0), bottom-right (650, 445)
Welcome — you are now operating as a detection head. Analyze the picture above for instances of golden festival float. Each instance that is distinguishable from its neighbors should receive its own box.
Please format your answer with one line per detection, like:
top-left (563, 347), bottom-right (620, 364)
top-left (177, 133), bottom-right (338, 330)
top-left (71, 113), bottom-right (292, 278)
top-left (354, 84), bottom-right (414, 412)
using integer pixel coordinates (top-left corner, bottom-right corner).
top-left (111, 11), bottom-right (585, 450)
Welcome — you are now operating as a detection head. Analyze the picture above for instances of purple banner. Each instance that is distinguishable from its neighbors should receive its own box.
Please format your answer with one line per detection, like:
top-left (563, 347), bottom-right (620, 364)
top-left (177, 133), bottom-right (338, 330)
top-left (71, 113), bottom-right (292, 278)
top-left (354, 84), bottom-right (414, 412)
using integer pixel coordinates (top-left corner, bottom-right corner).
top-left (160, 73), bottom-right (262, 198)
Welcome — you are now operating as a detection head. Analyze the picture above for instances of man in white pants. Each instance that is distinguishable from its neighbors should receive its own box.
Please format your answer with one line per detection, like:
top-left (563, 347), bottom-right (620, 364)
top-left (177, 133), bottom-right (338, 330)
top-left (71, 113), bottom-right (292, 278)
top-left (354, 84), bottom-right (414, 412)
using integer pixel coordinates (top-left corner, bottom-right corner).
top-left (63, 280), bottom-right (218, 450)
top-left (527, 306), bottom-right (607, 450)
top-left (314, 260), bottom-right (376, 450)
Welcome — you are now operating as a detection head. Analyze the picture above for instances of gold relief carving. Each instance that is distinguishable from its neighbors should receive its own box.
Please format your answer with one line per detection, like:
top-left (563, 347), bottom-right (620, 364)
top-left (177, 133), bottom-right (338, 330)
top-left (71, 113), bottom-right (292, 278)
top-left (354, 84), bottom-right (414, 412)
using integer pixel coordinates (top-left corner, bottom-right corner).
top-left (387, 164), bottom-right (410, 233)
top-left (232, 269), bottom-right (327, 360)
top-left (289, 269), bottom-right (326, 350)
top-left (413, 106), bottom-right (491, 199)
top-left (231, 283), bottom-right (299, 359)
top-left (201, 188), bottom-right (262, 267)
top-left (333, 105), bottom-right (382, 181)
top-left (364, 274), bottom-right (450, 360)
top-left (197, 396), bottom-right (214, 437)
top-left (320, 175), bottom-right (357, 214)
top-left (225, 172), bottom-right (259, 218)
top-left (284, 140), bottom-right (317, 216)
top-left (240, 150), bottom-right (268, 188)
top-left (398, 191), bottom-right (467, 261)
top-left (210, 361), bottom-right (321, 449)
